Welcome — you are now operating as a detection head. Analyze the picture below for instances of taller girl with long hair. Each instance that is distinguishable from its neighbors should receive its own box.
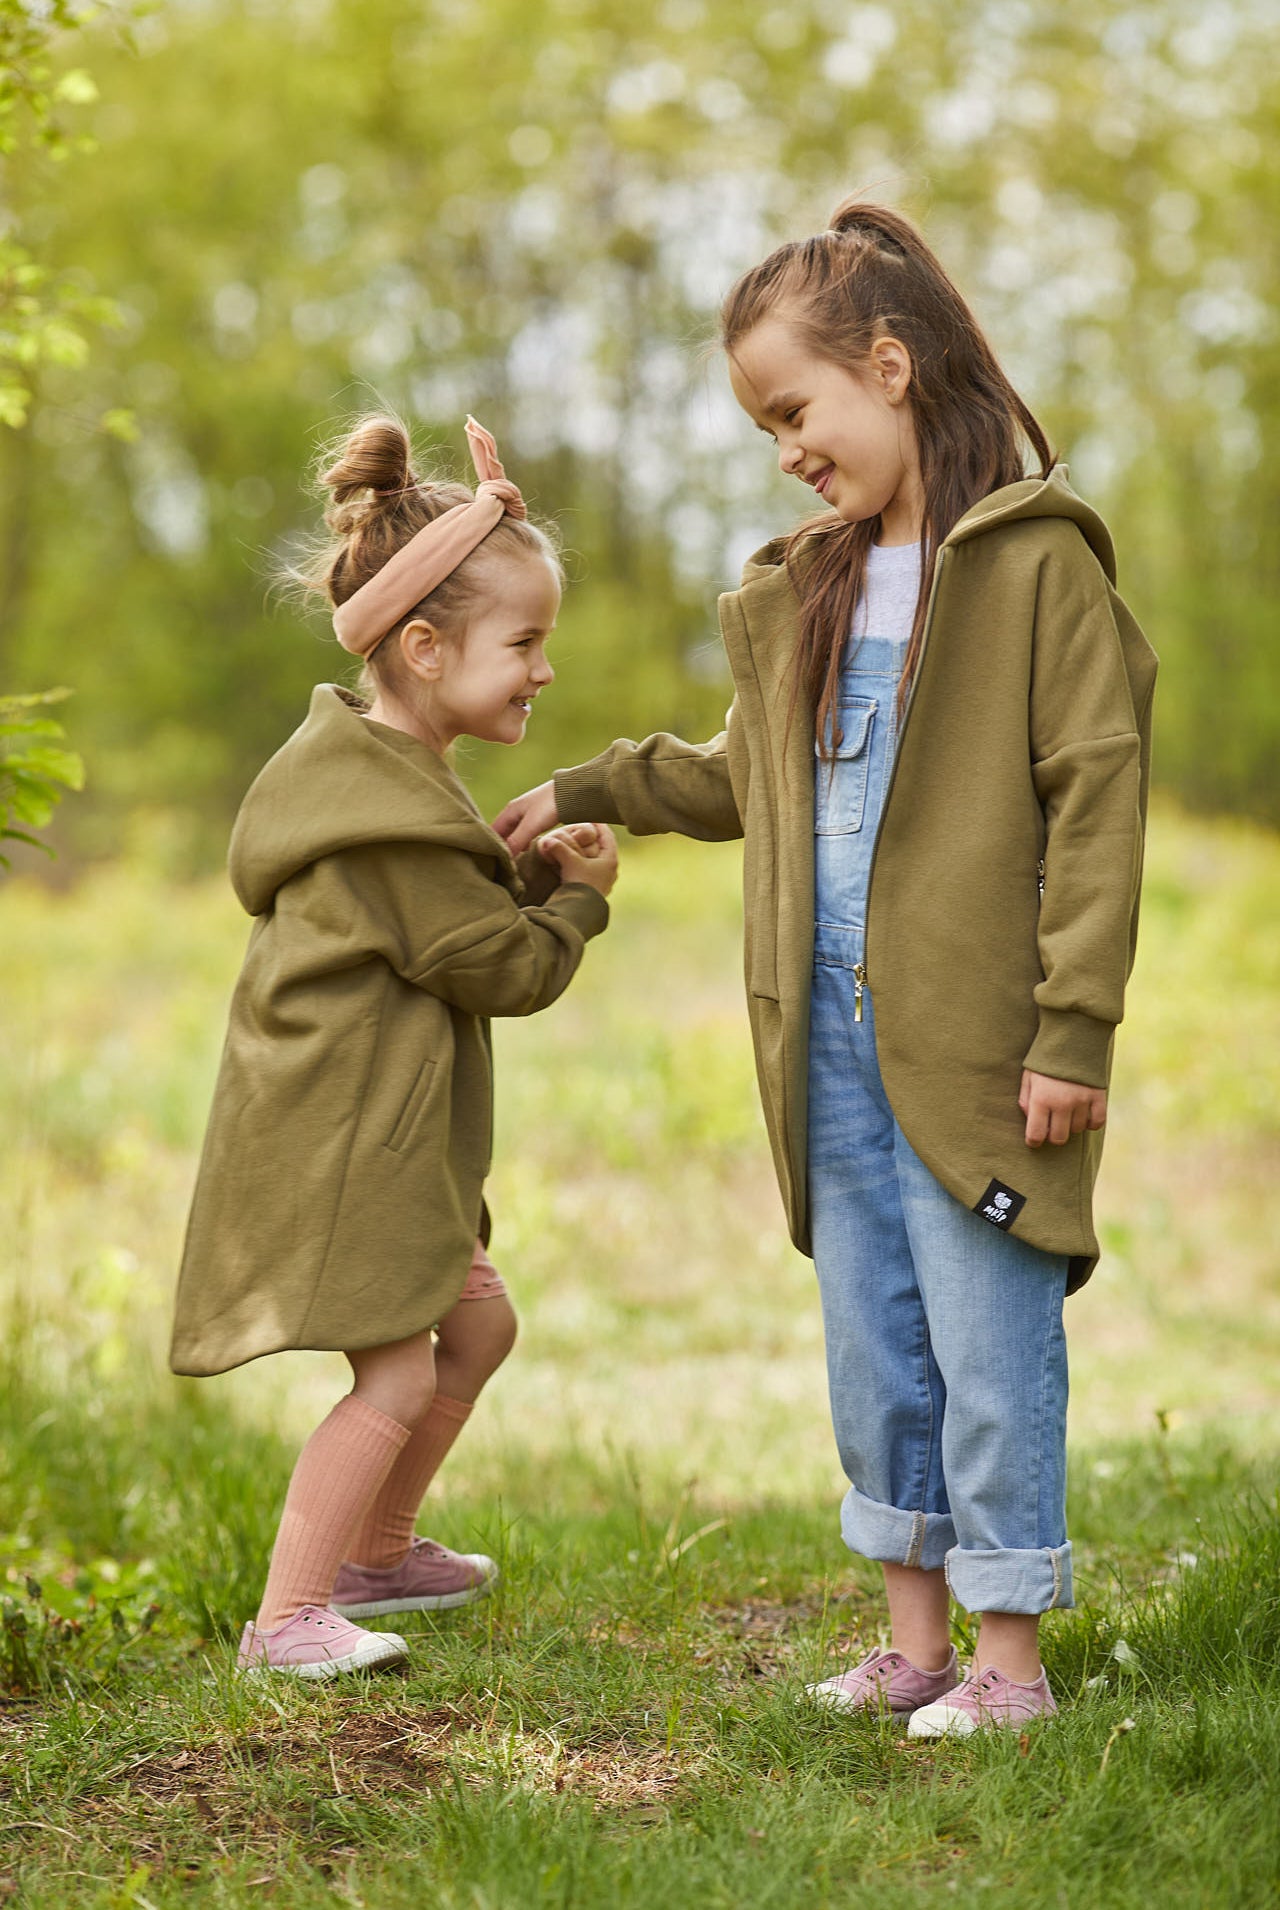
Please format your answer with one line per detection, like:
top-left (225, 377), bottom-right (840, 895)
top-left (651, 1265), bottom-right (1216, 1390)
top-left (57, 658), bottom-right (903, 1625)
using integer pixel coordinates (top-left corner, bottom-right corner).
top-left (497, 200), bottom-right (1157, 1737)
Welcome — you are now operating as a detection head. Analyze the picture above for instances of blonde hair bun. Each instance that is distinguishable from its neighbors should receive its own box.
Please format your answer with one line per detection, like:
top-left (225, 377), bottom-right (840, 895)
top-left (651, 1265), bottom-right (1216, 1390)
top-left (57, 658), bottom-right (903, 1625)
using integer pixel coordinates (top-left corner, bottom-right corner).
top-left (319, 415), bottom-right (418, 534)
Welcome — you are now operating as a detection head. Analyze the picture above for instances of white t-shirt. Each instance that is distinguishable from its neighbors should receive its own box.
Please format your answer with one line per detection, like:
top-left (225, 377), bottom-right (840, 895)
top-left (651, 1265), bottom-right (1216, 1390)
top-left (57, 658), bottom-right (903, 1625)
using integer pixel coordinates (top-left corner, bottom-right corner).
top-left (851, 541), bottom-right (922, 644)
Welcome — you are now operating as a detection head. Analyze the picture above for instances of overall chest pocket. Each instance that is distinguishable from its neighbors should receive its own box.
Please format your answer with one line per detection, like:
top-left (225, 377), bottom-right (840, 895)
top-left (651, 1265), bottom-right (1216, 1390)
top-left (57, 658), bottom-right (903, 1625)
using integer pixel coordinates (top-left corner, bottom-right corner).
top-left (814, 698), bottom-right (876, 836)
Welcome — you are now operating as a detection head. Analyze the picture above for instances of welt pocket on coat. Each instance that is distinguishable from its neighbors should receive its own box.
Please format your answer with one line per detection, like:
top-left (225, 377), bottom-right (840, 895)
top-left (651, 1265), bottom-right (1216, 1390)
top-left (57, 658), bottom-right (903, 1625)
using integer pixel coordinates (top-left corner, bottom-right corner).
top-left (383, 1058), bottom-right (437, 1154)
top-left (814, 698), bottom-right (875, 836)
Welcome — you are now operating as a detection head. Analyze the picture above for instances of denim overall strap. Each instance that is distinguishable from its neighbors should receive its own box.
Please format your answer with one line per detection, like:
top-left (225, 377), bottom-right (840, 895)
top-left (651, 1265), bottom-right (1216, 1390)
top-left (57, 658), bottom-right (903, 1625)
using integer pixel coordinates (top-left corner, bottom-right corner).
top-left (807, 578), bottom-right (1073, 1615)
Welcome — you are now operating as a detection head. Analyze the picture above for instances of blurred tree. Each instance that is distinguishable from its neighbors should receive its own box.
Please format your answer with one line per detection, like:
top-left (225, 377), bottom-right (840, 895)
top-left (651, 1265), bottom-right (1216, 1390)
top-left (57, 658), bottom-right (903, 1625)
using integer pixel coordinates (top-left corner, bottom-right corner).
top-left (1, 0), bottom-right (1275, 857)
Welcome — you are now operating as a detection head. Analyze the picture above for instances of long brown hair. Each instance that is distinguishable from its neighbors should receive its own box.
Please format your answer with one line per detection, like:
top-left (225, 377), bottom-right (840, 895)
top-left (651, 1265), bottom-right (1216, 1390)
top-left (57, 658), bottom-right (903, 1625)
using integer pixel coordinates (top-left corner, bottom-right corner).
top-left (720, 199), bottom-right (1053, 750)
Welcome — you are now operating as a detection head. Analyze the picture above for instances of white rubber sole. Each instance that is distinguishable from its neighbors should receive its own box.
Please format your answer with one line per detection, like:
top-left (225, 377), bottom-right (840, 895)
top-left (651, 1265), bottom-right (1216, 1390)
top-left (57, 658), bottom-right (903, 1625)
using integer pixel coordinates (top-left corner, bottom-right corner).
top-left (243, 1630), bottom-right (410, 1681)
top-left (333, 1564), bottom-right (498, 1620)
top-left (907, 1702), bottom-right (979, 1738)
top-left (803, 1680), bottom-right (913, 1716)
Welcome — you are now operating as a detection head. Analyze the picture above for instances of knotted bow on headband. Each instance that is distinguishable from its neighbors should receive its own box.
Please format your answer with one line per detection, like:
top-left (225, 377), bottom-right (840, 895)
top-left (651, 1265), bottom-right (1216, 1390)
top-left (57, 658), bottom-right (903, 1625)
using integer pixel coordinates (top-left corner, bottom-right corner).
top-left (332, 416), bottom-right (528, 657)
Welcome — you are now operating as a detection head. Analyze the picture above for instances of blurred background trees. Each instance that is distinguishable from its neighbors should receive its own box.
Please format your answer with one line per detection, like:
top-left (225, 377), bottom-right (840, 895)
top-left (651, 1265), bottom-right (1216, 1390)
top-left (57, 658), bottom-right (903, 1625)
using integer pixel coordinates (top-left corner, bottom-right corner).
top-left (2, 0), bottom-right (1276, 866)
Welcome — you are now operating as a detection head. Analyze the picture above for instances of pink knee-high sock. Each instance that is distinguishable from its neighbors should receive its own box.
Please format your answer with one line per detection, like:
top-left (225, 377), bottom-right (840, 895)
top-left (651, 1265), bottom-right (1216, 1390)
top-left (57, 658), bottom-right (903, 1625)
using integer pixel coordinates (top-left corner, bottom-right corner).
top-left (343, 1394), bottom-right (473, 1570)
top-left (255, 1394), bottom-right (411, 1631)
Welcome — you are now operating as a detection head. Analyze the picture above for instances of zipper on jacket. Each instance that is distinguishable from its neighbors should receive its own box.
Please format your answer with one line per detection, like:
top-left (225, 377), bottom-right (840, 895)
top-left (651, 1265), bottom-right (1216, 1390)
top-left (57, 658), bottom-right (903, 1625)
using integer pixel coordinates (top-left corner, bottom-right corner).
top-left (860, 546), bottom-right (951, 994)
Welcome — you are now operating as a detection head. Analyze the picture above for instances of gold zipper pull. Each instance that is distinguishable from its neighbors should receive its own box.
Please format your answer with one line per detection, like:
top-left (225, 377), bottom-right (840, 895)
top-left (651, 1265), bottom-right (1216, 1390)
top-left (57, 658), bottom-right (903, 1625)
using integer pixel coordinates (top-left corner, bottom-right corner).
top-left (853, 962), bottom-right (867, 1023)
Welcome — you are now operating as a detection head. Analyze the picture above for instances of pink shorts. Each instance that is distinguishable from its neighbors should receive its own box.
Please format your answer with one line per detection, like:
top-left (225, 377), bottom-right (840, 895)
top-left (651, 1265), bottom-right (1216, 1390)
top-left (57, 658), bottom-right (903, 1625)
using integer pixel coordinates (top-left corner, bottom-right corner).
top-left (457, 1237), bottom-right (507, 1303)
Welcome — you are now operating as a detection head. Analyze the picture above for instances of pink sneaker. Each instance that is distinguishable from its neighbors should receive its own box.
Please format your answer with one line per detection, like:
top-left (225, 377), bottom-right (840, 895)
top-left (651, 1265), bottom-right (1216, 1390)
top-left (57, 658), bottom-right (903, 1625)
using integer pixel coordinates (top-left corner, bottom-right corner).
top-left (330, 1537), bottom-right (499, 1618)
top-left (807, 1645), bottom-right (960, 1716)
top-left (907, 1663), bottom-right (1058, 1738)
top-left (236, 1606), bottom-right (409, 1680)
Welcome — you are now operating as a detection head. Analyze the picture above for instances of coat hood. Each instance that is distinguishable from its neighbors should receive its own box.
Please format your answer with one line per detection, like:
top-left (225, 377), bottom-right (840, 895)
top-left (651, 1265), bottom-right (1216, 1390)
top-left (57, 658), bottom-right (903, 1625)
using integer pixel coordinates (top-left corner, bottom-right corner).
top-left (228, 684), bottom-right (512, 915)
top-left (735, 464), bottom-right (1116, 594)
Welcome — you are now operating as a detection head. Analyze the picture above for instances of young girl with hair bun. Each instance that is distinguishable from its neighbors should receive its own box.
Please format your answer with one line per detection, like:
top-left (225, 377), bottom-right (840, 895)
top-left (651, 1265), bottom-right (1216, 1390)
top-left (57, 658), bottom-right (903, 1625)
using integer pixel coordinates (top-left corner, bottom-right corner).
top-left (172, 414), bottom-right (616, 1679)
top-left (498, 201), bottom-right (1157, 1736)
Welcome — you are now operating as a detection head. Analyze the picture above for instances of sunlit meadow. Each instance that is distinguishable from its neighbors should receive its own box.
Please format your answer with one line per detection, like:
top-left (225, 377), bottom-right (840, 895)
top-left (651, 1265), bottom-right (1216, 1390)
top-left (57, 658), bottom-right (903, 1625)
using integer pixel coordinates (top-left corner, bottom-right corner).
top-left (1, 806), bottom-right (1277, 1907)
top-left (3, 803), bottom-right (1277, 1485)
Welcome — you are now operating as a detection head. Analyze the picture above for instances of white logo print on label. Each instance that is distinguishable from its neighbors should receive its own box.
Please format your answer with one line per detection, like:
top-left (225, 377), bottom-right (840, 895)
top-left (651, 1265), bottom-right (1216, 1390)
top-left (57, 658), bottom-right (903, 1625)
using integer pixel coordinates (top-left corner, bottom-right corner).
top-left (973, 1178), bottom-right (1026, 1228)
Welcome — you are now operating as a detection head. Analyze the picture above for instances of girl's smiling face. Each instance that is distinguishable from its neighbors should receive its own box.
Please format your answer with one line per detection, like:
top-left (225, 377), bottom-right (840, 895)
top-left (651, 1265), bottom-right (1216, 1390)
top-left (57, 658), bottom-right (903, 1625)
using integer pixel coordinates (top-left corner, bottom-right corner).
top-left (370, 553), bottom-right (560, 755)
top-left (430, 554), bottom-right (560, 750)
top-left (728, 317), bottom-right (924, 546)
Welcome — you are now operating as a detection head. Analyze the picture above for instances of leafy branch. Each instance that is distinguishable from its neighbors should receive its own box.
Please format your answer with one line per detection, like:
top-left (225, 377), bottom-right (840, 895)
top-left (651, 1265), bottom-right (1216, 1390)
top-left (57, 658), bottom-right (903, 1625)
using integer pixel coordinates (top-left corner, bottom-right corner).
top-left (0, 0), bottom-right (133, 434)
top-left (0, 689), bottom-right (85, 867)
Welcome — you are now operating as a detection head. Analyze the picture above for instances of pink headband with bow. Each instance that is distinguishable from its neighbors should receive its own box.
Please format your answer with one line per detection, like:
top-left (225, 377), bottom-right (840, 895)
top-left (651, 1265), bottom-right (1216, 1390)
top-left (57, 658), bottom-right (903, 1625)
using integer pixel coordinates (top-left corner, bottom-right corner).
top-left (332, 416), bottom-right (527, 657)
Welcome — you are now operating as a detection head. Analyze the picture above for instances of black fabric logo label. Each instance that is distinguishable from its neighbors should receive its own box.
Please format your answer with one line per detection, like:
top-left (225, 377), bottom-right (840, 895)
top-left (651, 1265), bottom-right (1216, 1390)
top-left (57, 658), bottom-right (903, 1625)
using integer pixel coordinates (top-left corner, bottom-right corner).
top-left (974, 1179), bottom-right (1027, 1229)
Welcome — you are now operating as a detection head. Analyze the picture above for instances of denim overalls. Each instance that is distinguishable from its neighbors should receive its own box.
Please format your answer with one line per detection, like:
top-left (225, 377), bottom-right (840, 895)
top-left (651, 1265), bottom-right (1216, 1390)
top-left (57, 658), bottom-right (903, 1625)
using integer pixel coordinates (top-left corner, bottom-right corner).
top-left (806, 547), bottom-right (1073, 1615)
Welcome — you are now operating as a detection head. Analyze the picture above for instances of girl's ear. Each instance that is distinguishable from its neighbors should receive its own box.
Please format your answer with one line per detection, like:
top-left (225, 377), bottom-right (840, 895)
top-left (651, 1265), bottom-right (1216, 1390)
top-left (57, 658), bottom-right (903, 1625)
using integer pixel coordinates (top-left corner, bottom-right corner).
top-left (400, 617), bottom-right (445, 682)
top-left (870, 334), bottom-right (913, 405)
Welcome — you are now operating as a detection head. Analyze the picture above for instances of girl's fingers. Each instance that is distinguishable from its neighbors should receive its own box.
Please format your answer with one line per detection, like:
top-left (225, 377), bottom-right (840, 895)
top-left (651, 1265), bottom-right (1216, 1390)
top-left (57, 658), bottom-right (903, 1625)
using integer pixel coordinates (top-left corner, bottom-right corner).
top-left (541, 822), bottom-right (607, 861)
top-left (1023, 1071), bottom-right (1108, 1146)
top-left (493, 781), bottom-right (558, 851)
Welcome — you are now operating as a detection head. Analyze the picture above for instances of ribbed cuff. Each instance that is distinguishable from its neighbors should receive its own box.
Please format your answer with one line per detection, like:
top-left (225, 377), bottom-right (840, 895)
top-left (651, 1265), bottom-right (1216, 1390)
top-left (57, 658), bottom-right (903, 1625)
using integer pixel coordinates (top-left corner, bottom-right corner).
top-left (541, 882), bottom-right (610, 939)
top-left (1022, 1007), bottom-right (1115, 1089)
top-left (554, 759), bottom-right (625, 826)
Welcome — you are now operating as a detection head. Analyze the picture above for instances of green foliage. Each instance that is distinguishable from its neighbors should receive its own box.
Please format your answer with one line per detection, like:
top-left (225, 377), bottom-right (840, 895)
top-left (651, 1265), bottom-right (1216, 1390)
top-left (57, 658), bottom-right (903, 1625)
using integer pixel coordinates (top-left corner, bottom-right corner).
top-left (0, 0), bottom-right (1276, 857)
top-left (0, 686), bottom-right (84, 864)
top-left (0, 0), bottom-right (131, 434)
top-left (0, 1574), bottom-right (161, 1698)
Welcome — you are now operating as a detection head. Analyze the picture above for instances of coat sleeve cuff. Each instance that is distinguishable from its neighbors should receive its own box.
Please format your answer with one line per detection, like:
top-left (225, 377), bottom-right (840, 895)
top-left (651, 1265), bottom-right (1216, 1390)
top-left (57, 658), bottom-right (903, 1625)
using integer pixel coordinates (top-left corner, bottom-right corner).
top-left (512, 844), bottom-right (560, 907)
top-left (1022, 1007), bottom-right (1115, 1089)
top-left (554, 760), bottom-right (625, 826)
top-left (538, 882), bottom-right (610, 940)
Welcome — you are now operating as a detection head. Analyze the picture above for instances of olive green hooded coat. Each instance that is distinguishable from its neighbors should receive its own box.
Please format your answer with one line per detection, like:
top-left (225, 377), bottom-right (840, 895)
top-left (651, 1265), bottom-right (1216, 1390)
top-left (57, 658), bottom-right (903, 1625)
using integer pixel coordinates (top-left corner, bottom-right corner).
top-left (171, 685), bottom-right (608, 1378)
top-left (556, 469), bottom-right (1156, 1293)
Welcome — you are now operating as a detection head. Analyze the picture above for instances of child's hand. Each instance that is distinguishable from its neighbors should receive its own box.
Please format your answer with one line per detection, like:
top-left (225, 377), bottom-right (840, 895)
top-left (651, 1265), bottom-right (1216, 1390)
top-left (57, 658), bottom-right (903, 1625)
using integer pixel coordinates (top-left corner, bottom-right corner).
top-left (1019, 1070), bottom-right (1107, 1147)
top-left (494, 780), bottom-right (558, 853)
top-left (538, 823), bottom-right (618, 898)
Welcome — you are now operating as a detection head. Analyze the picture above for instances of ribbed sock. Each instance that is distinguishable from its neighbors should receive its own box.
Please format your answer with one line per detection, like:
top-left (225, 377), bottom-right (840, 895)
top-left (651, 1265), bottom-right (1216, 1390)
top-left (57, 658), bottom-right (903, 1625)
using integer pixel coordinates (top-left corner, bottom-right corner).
top-left (255, 1394), bottom-right (411, 1631)
top-left (343, 1394), bottom-right (473, 1570)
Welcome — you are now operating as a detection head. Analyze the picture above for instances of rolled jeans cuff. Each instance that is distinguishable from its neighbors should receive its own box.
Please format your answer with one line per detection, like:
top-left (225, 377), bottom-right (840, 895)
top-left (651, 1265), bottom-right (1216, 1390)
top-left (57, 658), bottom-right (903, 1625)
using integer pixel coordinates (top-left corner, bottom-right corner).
top-left (944, 1543), bottom-right (1074, 1615)
top-left (841, 1483), bottom-right (956, 1572)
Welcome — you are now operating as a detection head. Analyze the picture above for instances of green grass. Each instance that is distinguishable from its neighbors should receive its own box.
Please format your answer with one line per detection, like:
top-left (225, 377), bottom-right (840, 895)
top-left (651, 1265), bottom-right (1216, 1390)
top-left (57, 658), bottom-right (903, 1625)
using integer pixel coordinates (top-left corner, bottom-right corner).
top-left (1, 801), bottom-right (1278, 1904)
top-left (1, 1367), bottom-right (1278, 1908)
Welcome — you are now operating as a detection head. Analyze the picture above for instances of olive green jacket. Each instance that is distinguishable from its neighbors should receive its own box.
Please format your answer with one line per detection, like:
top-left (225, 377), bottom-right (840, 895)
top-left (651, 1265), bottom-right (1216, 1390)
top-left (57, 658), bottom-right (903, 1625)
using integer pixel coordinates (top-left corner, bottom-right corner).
top-left (557, 469), bottom-right (1156, 1291)
top-left (171, 685), bottom-right (608, 1377)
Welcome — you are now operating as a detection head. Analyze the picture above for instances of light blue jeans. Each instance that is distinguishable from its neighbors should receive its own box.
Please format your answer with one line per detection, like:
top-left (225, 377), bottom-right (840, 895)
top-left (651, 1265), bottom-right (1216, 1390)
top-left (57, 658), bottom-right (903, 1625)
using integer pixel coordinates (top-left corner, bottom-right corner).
top-left (808, 928), bottom-right (1073, 1615)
